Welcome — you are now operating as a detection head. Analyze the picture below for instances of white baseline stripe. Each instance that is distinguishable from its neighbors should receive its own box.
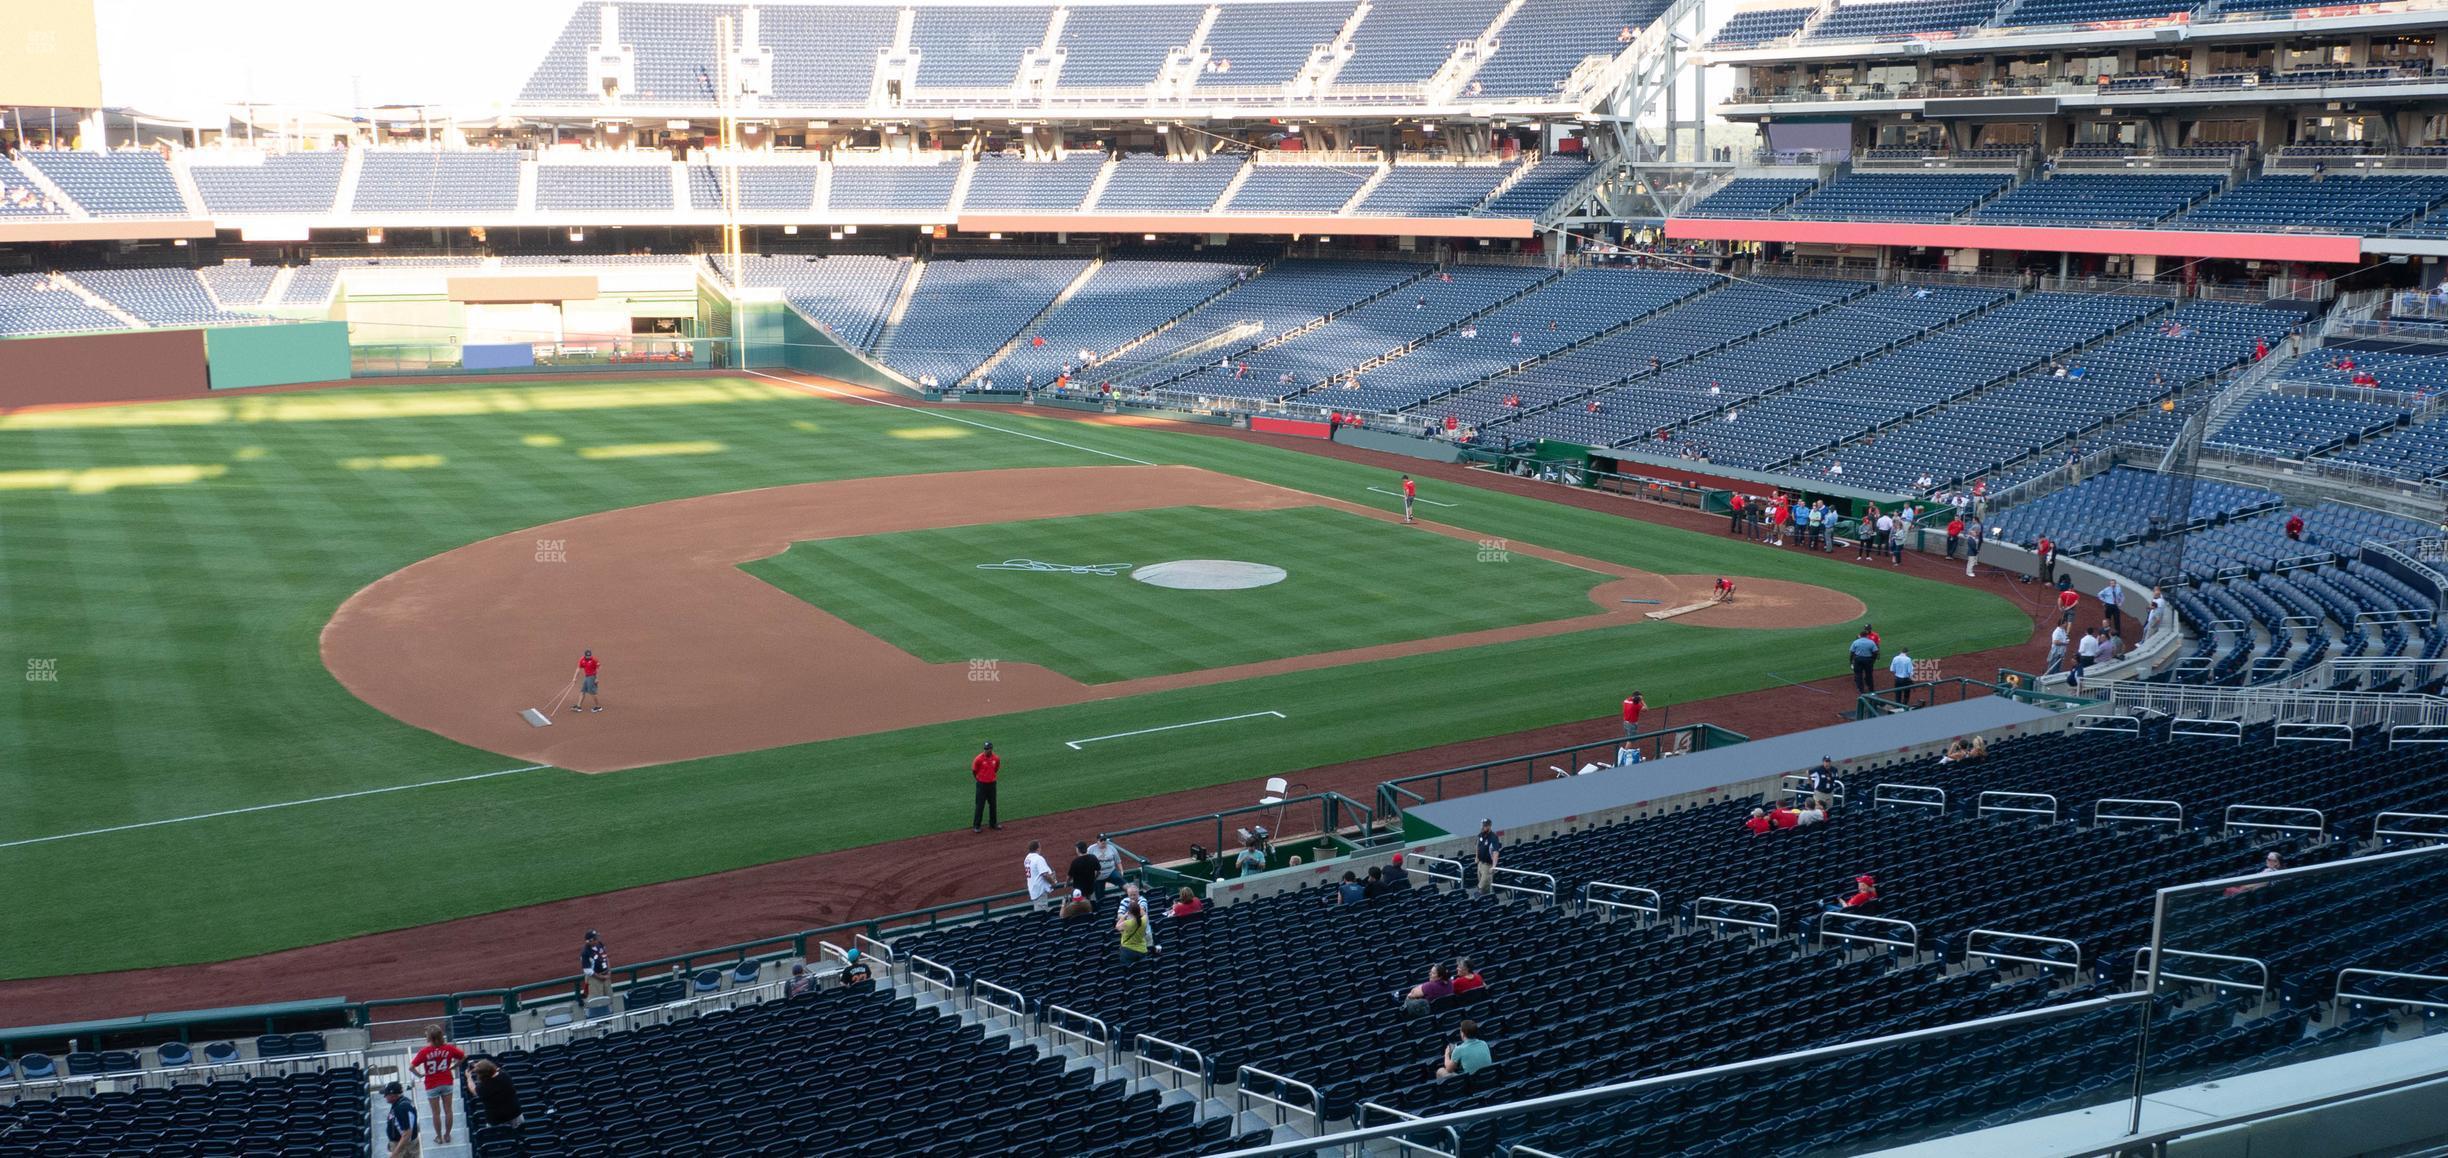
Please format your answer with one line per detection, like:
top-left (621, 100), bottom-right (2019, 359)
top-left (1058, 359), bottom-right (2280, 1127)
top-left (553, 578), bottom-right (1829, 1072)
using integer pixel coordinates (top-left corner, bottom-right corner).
top-left (0, 764), bottom-right (555, 851)
top-left (744, 369), bottom-right (1158, 467)
top-left (1066, 711), bottom-right (1287, 750)
top-left (1367, 485), bottom-right (1457, 508)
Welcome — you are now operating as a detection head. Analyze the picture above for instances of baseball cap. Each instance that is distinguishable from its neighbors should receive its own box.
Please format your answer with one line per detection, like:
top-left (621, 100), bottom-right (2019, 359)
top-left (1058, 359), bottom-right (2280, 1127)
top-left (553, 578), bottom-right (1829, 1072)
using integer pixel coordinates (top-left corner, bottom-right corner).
top-left (1390, 853), bottom-right (1404, 866)
top-left (844, 948), bottom-right (861, 963)
top-left (791, 964), bottom-right (806, 976)
top-left (382, 1081), bottom-right (403, 1097)
top-left (1856, 875), bottom-right (1877, 886)
top-left (584, 929), bottom-right (598, 940)
top-left (983, 741), bottom-right (993, 750)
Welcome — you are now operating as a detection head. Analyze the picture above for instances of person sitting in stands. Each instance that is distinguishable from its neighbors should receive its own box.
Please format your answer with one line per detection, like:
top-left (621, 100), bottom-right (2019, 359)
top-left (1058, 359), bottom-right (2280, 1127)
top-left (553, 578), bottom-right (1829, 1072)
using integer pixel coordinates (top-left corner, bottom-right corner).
top-left (1363, 865), bottom-right (1390, 899)
top-left (1938, 738), bottom-right (1973, 764)
top-left (1745, 807), bottom-right (1775, 836)
top-left (783, 964), bottom-right (817, 998)
top-left (1332, 870), bottom-right (1368, 905)
top-left (1770, 803), bottom-right (1802, 830)
top-left (1450, 957), bottom-right (1485, 995)
top-left (837, 948), bottom-right (872, 987)
top-left (1404, 963), bottom-right (1454, 1007)
top-left (1827, 874), bottom-right (1879, 912)
top-left (1436, 1020), bottom-right (1493, 1079)
top-left (1792, 802), bottom-right (1828, 827)
top-left (1060, 890), bottom-right (1094, 921)
top-left (1235, 839), bottom-right (1267, 877)
top-left (1168, 887), bottom-right (1205, 919)
top-left (1970, 735), bottom-right (1988, 760)
top-left (2223, 850), bottom-right (2285, 896)
top-left (1382, 854), bottom-right (1413, 891)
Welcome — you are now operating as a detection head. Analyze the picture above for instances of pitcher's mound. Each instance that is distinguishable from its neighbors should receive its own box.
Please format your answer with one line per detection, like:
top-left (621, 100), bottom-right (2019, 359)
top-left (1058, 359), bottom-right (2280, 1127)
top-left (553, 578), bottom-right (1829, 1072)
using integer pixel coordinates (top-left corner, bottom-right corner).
top-left (1131, 559), bottom-right (1289, 590)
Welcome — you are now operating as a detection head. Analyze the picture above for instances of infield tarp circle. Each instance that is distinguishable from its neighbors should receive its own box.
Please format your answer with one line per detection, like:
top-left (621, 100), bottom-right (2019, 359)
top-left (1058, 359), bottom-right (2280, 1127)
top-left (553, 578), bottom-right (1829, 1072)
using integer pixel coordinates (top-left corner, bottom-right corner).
top-left (1130, 560), bottom-right (1289, 590)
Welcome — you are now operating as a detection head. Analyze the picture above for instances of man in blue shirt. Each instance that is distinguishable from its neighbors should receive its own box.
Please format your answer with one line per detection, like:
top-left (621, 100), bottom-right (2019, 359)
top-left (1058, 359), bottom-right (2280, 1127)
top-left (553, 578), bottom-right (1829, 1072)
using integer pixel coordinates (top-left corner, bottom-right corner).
top-left (382, 1081), bottom-right (421, 1158)
top-left (1473, 819), bottom-right (1502, 894)
top-left (2097, 583), bottom-right (2125, 637)
top-left (1848, 631), bottom-right (1880, 694)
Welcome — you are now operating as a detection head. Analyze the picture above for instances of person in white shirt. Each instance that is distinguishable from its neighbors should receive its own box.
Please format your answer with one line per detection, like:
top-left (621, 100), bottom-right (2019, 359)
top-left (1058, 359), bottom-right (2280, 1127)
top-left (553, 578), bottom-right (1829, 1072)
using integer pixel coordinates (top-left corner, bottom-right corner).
top-left (1888, 649), bottom-right (1916, 695)
top-left (1023, 841), bottom-right (1057, 911)
top-left (2075, 627), bottom-right (2103, 678)
top-left (2045, 623), bottom-right (2070, 675)
top-left (1792, 804), bottom-right (1827, 826)
top-left (2142, 587), bottom-right (2166, 636)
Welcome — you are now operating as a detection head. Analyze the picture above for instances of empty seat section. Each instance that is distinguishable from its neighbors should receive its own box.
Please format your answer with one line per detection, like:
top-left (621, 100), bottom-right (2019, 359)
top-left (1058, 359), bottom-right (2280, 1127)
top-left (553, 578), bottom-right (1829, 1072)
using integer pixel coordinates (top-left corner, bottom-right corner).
top-left (1988, 467), bottom-right (2284, 552)
top-left (0, 272), bottom-right (137, 336)
top-left (1354, 164), bottom-right (1513, 215)
top-left (827, 161), bottom-right (961, 211)
top-left (1053, 4), bottom-right (1206, 88)
top-left (1345, 267), bottom-right (1715, 414)
top-left (0, 1066), bottom-right (366, 1156)
top-left (1806, 0), bottom-right (2000, 40)
top-left (1092, 153), bottom-right (1246, 211)
top-left (884, 257), bottom-right (1092, 385)
top-left (1197, 1), bottom-right (1356, 88)
top-left (0, 157), bottom-right (71, 217)
top-left (197, 261), bottom-right (280, 310)
top-left (2208, 394), bottom-right (2408, 458)
top-left (2007, 0), bottom-right (2198, 25)
top-left (909, 6), bottom-right (1053, 88)
top-left (1784, 171), bottom-right (2012, 220)
top-left (1477, 153), bottom-right (1595, 217)
top-left (1681, 177), bottom-right (1818, 218)
top-left (962, 152), bottom-right (1108, 211)
top-left (1708, 4), bottom-right (1813, 46)
top-left (687, 162), bottom-right (822, 211)
top-left (2174, 174), bottom-right (2448, 234)
top-left (723, 254), bottom-right (911, 349)
top-left (1333, 0), bottom-right (1505, 86)
top-left (1970, 172), bottom-right (2227, 226)
top-left (1224, 163), bottom-right (1372, 212)
top-left (1224, 265), bottom-right (1550, 393)
top-left (765, 5), bottom-right (901, 102)
top-left (73, 269), bottom-right (264, 327)
top-left (187, 152), bottom-right (345, 215)
top-left (1117, 259), bottom-right (1430, 390)
top-left (995, 259), bottom-right (1253, 386)
top-left (351, 151), bottom-right (521, 212)
top-left (535, 163), bottom-right (676, 212)
top-left (19, 150), bottom-right (187, 217)
top-left (1469, 0), bottom-right (1667, 98)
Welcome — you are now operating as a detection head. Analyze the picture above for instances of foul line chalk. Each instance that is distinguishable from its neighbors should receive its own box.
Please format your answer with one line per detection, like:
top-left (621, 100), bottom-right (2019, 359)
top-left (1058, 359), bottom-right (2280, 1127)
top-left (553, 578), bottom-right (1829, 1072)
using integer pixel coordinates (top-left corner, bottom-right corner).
top-left (0, 764), bottom-right (556, 851)
top-left (744, 370), bottom-right (1158, 467)
top-left (1367, 485), bottom-right (1457, 508)
top-left (1066, 711), bottom-right (1287, 750)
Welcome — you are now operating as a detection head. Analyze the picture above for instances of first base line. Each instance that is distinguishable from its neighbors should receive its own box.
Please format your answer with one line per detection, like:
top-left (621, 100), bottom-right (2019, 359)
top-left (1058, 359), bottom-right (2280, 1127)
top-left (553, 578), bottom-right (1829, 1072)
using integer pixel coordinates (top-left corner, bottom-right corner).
top-left (1367, 485), bottom-right (1458, 508)
top-left (1066, 710), bottom-right (1287, 750)
top-left (0, 764), bottom-right (556, 851)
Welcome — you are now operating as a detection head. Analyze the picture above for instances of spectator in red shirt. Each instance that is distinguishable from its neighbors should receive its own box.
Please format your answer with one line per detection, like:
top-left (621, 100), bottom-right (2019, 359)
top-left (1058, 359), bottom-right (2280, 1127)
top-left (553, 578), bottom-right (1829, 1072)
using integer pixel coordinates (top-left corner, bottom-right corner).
top-left (2057, 587), bottom-right (2080, 625)
top-left (2285, 513), bottom-right (2305, 541)
top-left (970, 741), bottom-right (1000, 832)
top-left (1168, 887), bottom-right (1205, 919)
top-left (1450, 957), bottom-right (1485, 995)
top-left (1770, 804), bottom-right (1801, 830)
top-left (408, 1027), bottom-right (467, 1144)
top-left (1745, 807), bottom-right (1774, 835)
top-left (1621, 691), bottom-right (1645, 738)
top-left (1832, 875), bottom-right (1879, 911)
top-left (1945, 516), bottom-right (1965, 560)
top-left (1727, 492), bottom-right (1745, 534)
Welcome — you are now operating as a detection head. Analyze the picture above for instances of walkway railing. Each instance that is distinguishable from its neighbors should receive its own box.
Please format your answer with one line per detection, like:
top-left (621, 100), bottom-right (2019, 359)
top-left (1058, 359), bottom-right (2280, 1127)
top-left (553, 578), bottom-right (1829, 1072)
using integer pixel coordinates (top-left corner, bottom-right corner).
top-left (1376, 723), bottom-right (1747, 823)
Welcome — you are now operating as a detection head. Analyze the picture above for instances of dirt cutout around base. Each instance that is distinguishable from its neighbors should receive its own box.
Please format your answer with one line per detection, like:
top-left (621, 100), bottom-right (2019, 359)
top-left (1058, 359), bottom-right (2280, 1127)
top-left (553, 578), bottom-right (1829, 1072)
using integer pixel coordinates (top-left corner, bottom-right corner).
top-left (321, 465), bottom-right (1862, 772)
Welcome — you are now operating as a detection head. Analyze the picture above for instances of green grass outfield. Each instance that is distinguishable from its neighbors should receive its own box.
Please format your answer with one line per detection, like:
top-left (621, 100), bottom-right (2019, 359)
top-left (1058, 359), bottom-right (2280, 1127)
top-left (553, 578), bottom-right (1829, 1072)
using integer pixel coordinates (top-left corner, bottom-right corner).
top-left (743, 505), bottom-right (1610, 683)
top-left (0, 377), bottom-right (2029, 979)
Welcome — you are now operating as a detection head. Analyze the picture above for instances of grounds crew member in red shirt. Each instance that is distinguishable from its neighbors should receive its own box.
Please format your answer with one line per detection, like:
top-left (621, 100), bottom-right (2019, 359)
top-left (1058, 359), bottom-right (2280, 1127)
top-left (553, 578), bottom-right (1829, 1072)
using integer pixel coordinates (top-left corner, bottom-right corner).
top-left (1401, 474), bottom-right (1417, 523)
top-left (574, 649), bottom-right (603, 713)
top-left (1621, 691), bottom-right (1645, 738)
top-left (1945, 516), bottom-right (1965, 559)
top-left (971, 741), bottom-right (1001, 832)
top-left (2057, 586), bottom-right (2080, 626)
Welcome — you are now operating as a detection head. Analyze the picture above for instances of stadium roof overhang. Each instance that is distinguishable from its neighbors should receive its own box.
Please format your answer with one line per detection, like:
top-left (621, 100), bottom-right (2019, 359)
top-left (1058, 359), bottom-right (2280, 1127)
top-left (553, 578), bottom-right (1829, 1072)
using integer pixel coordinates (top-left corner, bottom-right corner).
top-left (954, 212), bottom-right (1535, 239)
top-left (1663, 217), bottom-right (2364, 262)
top-left (0, 218), bottom-right (214, 244)
top-left (1721, 76), bottom-right (2448, 120)
top-left (1704, 7), bottom-right (2448, 68)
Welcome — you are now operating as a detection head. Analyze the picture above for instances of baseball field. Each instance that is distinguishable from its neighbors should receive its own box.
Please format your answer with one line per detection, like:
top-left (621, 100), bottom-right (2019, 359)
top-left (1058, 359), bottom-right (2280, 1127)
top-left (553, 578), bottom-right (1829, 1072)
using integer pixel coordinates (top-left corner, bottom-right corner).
top-left (0, 373), bottom-right (2029, 981)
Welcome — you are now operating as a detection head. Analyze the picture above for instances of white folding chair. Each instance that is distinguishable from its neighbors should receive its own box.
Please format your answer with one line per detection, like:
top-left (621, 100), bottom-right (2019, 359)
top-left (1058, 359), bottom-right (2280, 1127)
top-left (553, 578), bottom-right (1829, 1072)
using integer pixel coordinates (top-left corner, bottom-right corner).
top-left (1260, 777), bottom-right (1290, 834)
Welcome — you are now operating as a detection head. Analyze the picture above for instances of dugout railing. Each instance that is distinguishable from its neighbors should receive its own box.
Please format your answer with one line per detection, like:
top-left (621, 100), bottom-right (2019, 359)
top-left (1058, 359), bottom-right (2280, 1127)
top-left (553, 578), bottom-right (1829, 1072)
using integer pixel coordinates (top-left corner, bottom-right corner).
top-left (1375, 722), bottom-right (1749, 830)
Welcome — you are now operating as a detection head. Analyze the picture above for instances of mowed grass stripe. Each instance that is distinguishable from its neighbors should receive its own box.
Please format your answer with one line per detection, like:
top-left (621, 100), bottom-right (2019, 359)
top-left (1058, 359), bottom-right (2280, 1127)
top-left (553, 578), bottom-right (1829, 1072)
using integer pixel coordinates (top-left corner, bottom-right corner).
top-left (742, 506), bottom-right (1609, 684)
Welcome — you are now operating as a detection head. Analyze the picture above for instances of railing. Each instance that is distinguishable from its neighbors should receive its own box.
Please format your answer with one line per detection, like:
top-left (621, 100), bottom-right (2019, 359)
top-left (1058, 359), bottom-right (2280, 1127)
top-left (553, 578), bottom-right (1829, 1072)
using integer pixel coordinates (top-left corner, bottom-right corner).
top-left (1407, 852), bottom-right (1468, 887)
top-left (1490, 867), bottom-right (1558, 905)
top-left (1357, 1102), bottom-right (1463, 1157)
top-left (1237, 1064), bottom-right (1326, 1133)
top-left (1693, 896), bottom-right (1781, 936)
top-left (2389, 723), bottom-right (2448, 748)
top-left (2372, 811), bottom-right (2448, 843)
top-left (2090, 679), bottom-right (2448, 731)
top-left (1965, 929), bottom-right (2083, 975)
top-left (971, 978), bottom-right (1029, 1032)
top-left (0, 1046), bottom-right (372, 1100)
top-left (1375, 724), bottom-right (1746, 821)
top-left (2096, 798), bottom-right (2184, 830)
top-left (1816, 912), bottom-right (1919, 956)
top-left (2135, 947), bottom-right (2272, 996)
top-left (2223, 803), bottom-right (2326, 840)
top-left (1100, 790), bottom-right (1381, 889)
top-left (1581, 882), bottom-right (1662, 924)
top-left (2072, 712), bottom-right (2144, 737)
top-left (1872, 783), bottom-right (1947, 813)
top-left (907, 954), bottom-right (961, 1006)
top-left (1132, 1032), bottom-right (1212, 1102)
top-left (1977, 791), bottom-right (2059, 822)
top-left (1045, 1004), bottom-right (1114, 1068)
top-left (1214, 994), bottom-right (2147, 1157)
top-left (2333, 968), bottom-right (2448, 1015)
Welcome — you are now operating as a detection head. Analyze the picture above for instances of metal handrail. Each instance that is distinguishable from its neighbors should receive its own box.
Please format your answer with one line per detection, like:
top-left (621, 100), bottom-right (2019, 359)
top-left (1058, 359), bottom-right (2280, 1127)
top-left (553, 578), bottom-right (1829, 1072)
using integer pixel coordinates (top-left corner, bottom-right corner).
top-left (2374, 811), bottom-right (2448, 843)
top-left (2135, 947), bottom-right (2272, 994)
top-left (1358, 1101), bottom-right (1463, 1157)
top-left (906, 954), bottom-right (960, 1005)
top-left (2333, 968), bottom-right (2448, 1014)
top-left (2095, 798), bottom-right (2184, 829)
top-left (1817, 912), bottom-right (1919, 955)
top-left (0, 1046), bottom-right (371, 1098)
top-left (2072, 712), bottom-right (2143, 736)
top-left (1237, 1064), bottom-right (1326, 1132)
top-left (1491, 867), bottom-right (1557, 905)
top-left (1132, 1032), bottom-right (1211, 1101)
top-left (2273, 721), bottom-right (2357, 745)
top-left (2389, 723), bottom-right (2448, 747)
top-left (1407, 852), bottom-right (1468, 886)
top-left (2171, 717), bottom-right (2245, 743)
top-left (1209, 994), bottom-right (2146, 1157)
top-left (1045, 1004), bottom-right (1114, 1068)
top-left (971, 978), bottom-right (1028, 1030)
top-left (1694, 896), bottom-right (1781, 936)
top-left (1977, 791), bottom-right (2059, 822)
top-left (1582, 882), bottom-right (1662, 924)
top-left (1965, 929), bottom-right (2083, 974)
top-left (1873, 783), bottom-right (1947, 812)
top-left (2222, 803), bottom-right (2326, 839)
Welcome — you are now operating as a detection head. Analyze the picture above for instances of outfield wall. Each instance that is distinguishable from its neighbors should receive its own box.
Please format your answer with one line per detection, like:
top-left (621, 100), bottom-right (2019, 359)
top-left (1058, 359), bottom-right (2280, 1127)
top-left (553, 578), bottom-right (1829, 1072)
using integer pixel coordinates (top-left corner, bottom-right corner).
top-left (0, 329), bottom-right (209, 406)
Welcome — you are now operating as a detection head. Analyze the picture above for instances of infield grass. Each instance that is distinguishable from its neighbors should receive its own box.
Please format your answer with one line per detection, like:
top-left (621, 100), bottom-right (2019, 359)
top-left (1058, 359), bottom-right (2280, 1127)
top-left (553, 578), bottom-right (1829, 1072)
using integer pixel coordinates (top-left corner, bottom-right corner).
top-left (0, 376), bottom-right (2033, 978)
top-left (743, 505), bottom-right (1610, 683)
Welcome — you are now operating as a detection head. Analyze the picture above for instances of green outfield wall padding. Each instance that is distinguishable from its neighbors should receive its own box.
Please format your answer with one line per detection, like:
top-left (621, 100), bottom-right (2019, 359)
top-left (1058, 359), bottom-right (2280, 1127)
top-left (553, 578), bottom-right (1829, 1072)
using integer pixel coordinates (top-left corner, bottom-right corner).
top-left (204, 322), bottom-right (354, 390)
